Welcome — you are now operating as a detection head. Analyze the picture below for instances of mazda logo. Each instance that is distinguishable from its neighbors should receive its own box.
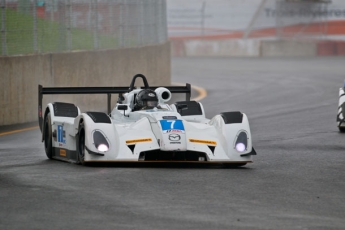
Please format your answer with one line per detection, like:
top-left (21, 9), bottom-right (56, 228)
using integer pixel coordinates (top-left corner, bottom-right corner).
top-left (168, 134), bottom-right (181, 141)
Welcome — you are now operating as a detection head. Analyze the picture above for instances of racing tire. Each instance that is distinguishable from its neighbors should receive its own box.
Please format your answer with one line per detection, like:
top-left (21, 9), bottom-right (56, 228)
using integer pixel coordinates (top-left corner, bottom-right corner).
top-left (44, 112), bottom-right (53, 159)
top-left (77, 122), bottom-right (87, 165)
top-left (338, 127), bottom-right (345, 133)
top-left (223, 163), bottom-right (247, 168)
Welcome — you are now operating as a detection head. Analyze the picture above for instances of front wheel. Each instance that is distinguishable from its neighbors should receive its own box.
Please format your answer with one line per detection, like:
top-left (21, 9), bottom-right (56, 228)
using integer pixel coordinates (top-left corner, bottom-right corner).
top-left (44, 112), bottom-right (53, 159)
top-left (77, 122), bottom-right (87, 165)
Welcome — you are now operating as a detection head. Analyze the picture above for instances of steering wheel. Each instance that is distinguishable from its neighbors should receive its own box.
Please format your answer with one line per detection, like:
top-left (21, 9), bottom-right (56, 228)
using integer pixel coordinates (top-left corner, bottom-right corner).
top-left (128, 74), bottom-right (149, 92)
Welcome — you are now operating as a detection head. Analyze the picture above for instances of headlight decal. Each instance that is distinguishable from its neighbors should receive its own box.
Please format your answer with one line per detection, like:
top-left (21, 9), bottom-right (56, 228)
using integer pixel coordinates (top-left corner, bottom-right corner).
top-left (93, 130), bottom-right (110, 152)
top-left (234, 131), bottom-right (248, 152)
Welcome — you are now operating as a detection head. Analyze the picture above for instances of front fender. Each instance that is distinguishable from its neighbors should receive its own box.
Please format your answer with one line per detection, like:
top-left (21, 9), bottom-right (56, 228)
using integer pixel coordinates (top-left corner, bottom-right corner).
top-left (210, 112), bottom-right (254, 160)
top-left (77, 112), bottom-right (119, 161)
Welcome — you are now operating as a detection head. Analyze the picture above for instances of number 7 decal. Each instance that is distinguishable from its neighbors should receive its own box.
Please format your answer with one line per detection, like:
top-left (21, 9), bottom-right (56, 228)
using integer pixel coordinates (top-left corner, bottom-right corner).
top-left (166, 120), bottom-right (176, 129)
top-left (160, 120), bottom-right (185, 132)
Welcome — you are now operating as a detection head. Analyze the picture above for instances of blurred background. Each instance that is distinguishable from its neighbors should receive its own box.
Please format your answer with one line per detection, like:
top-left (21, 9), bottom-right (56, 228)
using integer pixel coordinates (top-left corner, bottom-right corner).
top-left (1, 0), bottom-right (344, 56)
top-left (168, 0), bottom-right (345, 57)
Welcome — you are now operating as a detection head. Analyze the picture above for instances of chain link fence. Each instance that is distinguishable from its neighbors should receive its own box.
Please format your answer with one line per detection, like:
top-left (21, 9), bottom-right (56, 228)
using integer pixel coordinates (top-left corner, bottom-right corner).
top-left (1, 0), bottom-right (168, 56)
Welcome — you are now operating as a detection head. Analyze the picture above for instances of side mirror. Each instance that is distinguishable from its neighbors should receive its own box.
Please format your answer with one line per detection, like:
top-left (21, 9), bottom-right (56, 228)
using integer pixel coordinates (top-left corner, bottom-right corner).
top-left (176, 104), bottom-right (188, 110)
top-left (118, 105), bottom-right (128, 111)
top-left (117, 105), bottom-right (129, 117)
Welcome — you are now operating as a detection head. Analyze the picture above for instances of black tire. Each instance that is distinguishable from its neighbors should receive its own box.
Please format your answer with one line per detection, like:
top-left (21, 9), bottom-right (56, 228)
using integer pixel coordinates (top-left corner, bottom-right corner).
top-left (77, 122), bottom-right (86, 165)
top-left (223, 163), bottom-right (247, 168)
top-left (44, 112), bottom-right (53, 159)
top-left (339, 127), bottom-right (345, 133)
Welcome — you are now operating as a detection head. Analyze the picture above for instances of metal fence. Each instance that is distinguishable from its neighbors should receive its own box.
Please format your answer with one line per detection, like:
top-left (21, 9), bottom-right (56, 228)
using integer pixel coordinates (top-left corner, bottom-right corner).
top-left (0, 0), bottom-right (168, 56)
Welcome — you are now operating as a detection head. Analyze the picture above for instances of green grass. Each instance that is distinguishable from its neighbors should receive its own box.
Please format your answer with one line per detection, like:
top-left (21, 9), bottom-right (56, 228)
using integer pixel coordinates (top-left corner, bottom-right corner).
top-left (1, 9), bottom-right (120, 55)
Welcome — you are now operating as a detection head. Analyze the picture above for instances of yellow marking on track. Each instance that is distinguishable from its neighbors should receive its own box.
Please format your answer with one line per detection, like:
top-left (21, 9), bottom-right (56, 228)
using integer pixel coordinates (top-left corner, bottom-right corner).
top-left (0, 126), bottom-right (39, 137)
top-left (126, 138), bottom-right (152, 144)
top-left (189, 139), bottom-right (217, 145)
top-left (172, 82), bottom-right (207, 101)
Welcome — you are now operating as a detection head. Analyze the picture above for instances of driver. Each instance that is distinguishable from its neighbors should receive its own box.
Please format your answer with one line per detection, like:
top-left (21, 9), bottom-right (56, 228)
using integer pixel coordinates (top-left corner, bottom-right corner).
top-left (133, 89), bottom-right (159, 111)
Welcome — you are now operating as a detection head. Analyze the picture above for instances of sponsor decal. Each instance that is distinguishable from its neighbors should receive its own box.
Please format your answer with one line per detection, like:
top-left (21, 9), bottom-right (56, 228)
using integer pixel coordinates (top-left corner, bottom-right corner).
top-left (126, 138), bottom-right (152, 144)
top-left (57, 125), bottom-right (66, 144)
top-left (166, 130), bottom-right (183, 133)
top-left (148, 93), bottom-right (155, 97)
top-left (264, 8), bottom-right (345, 18)
top-left (170, 142), bottom-right (181, 144)
top-left (60, 149), bottom-right (67, 157)
top-left (168, 134), bottom-right (181, 141)
top-left (160, 120), bottom-right (185, 133)
top-left (189, 139), bottom-right (217, 145)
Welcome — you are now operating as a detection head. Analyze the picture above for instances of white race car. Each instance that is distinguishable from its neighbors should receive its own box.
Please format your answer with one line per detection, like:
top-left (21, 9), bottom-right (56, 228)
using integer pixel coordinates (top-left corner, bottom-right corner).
top-left (38, 74), bottom-right (256, 167)
top-left (337, 83), bottom-right (345, 132)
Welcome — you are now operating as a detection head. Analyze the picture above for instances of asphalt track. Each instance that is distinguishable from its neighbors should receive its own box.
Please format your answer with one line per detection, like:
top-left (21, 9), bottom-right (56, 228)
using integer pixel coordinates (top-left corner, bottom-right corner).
top-left (1, 57), bottom-right (345, 229)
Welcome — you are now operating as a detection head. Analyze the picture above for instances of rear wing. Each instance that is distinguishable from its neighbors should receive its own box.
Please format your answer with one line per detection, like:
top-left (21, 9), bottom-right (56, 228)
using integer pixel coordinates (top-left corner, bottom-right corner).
top-left (38, 84), bottom-right (191, 131)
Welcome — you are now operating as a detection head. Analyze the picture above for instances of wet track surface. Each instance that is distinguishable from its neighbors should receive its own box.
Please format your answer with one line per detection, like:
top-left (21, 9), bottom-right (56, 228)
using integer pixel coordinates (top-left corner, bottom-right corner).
top-left (1, 57), bottom-right (345, 229)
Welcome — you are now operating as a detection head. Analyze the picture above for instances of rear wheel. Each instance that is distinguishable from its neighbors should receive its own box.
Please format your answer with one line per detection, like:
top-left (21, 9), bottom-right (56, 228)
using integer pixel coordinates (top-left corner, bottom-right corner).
top-left (44, 112), bottom-right (53, 159)
top-left (77, 122), bottom-right (86, 165)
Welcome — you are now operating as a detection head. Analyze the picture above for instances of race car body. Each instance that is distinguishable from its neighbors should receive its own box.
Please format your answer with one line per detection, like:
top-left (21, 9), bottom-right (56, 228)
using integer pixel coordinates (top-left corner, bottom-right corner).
top-left (38, 74), bottom-right (256, 166)
top-left (337, 82), bottom-right (345, 132)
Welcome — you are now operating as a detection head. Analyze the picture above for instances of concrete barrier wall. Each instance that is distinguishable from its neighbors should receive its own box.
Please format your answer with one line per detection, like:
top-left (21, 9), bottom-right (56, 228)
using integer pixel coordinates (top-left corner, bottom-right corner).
top-left (260, 40), bottom-right (317, 57)
top-left (171, 39), bottom-right (345, 57)
top-left (0, 42), bottom-right (171, 126)
top-left (184, 40), bottom-right (261, 57)
top-left (171, 39), bottom-right (260, 57)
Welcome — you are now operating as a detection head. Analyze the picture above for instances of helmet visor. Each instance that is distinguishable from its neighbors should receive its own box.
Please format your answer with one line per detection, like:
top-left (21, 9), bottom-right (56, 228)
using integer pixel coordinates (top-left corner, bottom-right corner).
top-left (146, 100), bottom-right (158, 108)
